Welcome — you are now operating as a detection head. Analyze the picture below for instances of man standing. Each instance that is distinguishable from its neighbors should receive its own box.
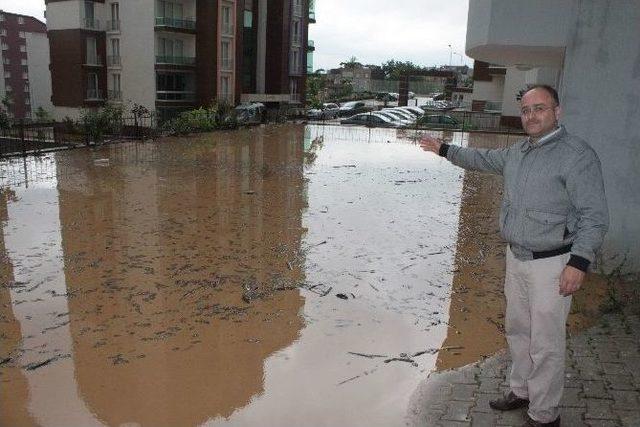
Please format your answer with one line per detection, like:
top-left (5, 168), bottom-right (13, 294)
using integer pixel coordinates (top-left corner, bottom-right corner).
top-left (420, 85), bottom-right (608, 427)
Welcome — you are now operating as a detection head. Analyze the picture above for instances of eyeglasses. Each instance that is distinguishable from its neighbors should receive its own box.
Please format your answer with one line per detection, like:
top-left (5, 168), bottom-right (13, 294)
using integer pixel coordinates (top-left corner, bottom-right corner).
top-left (521, 105), bottom-right (555, 116)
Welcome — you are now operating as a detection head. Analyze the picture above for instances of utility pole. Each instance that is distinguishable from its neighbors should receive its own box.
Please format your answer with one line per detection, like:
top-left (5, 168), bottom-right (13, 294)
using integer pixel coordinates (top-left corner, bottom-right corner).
top-left (448, 44), bottom-right (452, 66)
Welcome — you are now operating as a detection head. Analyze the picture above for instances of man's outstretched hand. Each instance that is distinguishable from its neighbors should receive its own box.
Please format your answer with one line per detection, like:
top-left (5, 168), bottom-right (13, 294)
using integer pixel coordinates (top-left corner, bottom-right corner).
top-left (419, 135), bottom-right (443, 154)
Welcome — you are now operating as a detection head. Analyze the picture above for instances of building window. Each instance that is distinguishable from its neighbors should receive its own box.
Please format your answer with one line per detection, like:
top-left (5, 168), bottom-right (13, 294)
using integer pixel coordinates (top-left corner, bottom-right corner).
top-left (2, 57), bottom-right (9, 65)
top-left (20, 45), bottom-right (26, 53)
top-left (87, 73), bottom-right (99, 99)
top-left (1, 43), bottom-right (8, 50)
top-left (291, 19), bottom-right (301, 44)
top-left (0, 14), bottom-right (4, 22)
top-left (108, 37), bottom-right (121, 66)
top-left (4, 71), bottom-right (9, 78)
top-left (21, 59), bottom-right (27, 66)
top-left (158, 37), bottom-right (183, 59)
top-left (220, 40), bottom-right (232, 70)
top-left (1, 29), bottom-right (6, 36)
top-left (107, 3), bottom-right (120, 31)
top-left (5, 85), bottom-right (11, 92)
top-left (109, 73), bottom-right (121, 100)
top-left (25, 97), bottom-right (30, 105)
top-left (157, 1), bottom-right (183, 20)
top-left (86, 36), bottom-right (99, 64)
top-left (22, 72), bottom-right (28, 79)
top-left (18, 17), bottom-right (24, 25)
top-left (24, 85), bottom-right (30, 93)
top-left (220, 75), bottom-right (230, 101)
top-left (19, 31), bottom-right (25, 38)
top-left (221, 3), bottom-right (233, 35)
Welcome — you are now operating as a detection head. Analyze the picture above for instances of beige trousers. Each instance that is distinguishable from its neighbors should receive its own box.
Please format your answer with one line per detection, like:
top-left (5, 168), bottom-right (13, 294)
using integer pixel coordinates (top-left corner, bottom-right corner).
top-left (504, 245), bottom-right (572, 423)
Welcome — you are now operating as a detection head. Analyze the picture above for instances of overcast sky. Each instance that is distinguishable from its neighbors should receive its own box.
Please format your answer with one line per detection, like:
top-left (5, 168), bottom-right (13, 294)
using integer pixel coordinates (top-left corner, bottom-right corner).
top-left (0, 0), bottom-right (473, 70)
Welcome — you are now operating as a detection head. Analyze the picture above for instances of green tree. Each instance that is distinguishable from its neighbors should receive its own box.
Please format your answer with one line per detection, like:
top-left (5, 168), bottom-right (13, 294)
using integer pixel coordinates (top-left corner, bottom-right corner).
top-left (381, 59), bottom-right (428, 80)
top-left (340, 56), bottom-right (362, 69)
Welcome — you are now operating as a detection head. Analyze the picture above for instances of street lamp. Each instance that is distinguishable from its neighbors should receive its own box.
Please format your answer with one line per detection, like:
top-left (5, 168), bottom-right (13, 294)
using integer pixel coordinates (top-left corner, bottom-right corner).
top-left (453, 52), bottom-right (463, 66)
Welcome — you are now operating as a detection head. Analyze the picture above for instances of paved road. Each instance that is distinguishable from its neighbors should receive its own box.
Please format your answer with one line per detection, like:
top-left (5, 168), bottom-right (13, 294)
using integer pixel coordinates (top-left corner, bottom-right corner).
top-left (408, 310), bottom-right (640, 426)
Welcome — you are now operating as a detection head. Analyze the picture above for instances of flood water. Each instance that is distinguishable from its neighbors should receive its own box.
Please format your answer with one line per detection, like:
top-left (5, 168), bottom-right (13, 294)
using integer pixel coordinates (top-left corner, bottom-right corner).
top-left (0, 124), bottom-right (515, 427)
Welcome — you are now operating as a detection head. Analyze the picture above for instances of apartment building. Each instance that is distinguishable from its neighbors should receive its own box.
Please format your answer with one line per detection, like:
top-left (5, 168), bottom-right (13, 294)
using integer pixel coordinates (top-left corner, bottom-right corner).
top-left (466, 0), bottom-right (640, 270)
top-left (0, 11), bottom-right (53, 120)
top-left (45, 0), bottom-right (312, 121)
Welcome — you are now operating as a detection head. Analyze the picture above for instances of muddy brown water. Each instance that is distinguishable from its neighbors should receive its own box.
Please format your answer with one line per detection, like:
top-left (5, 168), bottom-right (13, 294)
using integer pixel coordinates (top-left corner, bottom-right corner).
top-left (0, 124), bottom-right (605, 426)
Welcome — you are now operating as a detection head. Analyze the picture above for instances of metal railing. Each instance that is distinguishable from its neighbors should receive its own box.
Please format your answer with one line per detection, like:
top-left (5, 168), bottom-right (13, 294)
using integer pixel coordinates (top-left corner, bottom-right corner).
top-left (108, 90), bottom-right (122, 101)
top-left (86, 89), bottom-right (104, 100)
top-left (106, 20), bottom-right (120, 32)
top-left (307, 39), bottom-right (315, 51)
top-left (292, 4), bottom-right (303, 16)
top-left (154, 16), bottom-right (196, 30)
top-left (220, 58), bottom-right (233, 71)
top-left (155, 55), bottom-right (196, 66)
top-left (83, 18), bottom-right (101, 30)
top-left (289, 65), bottom-right (304, 76)
top-left (221, 24), bottom-right (234, 35)
top-left (85, 55), bottom-right (103, 66)
top-left (156, 91), bottom-right (196, 101)
top-left (107, 55), bottom-right (121, 67)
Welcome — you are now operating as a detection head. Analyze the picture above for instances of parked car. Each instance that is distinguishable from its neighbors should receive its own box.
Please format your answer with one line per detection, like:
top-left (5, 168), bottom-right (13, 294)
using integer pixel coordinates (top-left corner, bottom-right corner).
top-left (375, 92), bottom-right (398, 101)
top-left (382, 108), bottom-right (416, 122)
top-left (419, 100), bottom-right (456, 111)
top-left (338, 101), bottom-right (371, 117)
top-left (373, 111), bottom-right (413, 126)
top-left (307, 103), bottom-right (340, 120)
top-left (340, 112), bottom-right (404, 128)
top-left (395, 106), bottom-right (425, 117)
top-left (417, 114), bottom-right (460, 129)
top-left (234, 102), bottom-right (266, 123)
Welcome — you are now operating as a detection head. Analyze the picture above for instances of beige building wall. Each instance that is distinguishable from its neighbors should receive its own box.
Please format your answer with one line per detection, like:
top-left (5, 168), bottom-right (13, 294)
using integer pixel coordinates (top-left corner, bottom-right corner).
top-left (25, 32), bottom-right (53, 115)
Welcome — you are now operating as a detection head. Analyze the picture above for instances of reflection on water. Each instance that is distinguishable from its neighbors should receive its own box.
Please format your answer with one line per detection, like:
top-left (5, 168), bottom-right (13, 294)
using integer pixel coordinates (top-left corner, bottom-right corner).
top-left (1, 124), bottom-right (469, 426)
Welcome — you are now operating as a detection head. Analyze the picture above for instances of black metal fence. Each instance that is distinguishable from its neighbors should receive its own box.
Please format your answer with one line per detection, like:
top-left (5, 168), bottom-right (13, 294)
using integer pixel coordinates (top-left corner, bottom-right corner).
top-left (0, 115), bottom-right (157, 158)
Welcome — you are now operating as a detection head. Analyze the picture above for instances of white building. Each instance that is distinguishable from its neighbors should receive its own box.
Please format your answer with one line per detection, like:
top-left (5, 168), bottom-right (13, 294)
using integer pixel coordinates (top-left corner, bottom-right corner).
top-left (466, 0), bottom-right (640, 271)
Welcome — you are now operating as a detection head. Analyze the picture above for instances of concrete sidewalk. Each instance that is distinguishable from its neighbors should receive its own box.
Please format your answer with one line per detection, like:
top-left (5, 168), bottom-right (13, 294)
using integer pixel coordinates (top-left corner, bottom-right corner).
top-left (407, 311), bottom-right (640, 426)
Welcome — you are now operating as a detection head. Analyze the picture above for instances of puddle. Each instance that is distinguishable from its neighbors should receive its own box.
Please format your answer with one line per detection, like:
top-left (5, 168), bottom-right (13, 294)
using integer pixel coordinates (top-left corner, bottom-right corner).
top-left (1, 124), bottom-right (601, 426)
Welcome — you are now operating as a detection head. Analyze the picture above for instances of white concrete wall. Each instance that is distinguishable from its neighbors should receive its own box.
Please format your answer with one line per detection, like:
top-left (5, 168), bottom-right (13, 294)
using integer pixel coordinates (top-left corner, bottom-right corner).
top-left (25, 32), bottom-right (54, 115)
top-left (501, 67), bottom-right (527, 117)
top-left (471, 78), bottom-right (503, 103)
top-left (119, 0), bottom-right (156, 112)
top-left (559, 0), bottom-right (640, 270)
top-left (466, 0), bottom-right (574, 67)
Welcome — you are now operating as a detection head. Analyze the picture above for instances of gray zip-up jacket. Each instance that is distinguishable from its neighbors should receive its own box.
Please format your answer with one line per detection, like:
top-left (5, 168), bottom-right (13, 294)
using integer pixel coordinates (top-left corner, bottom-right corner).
top-left (443, 126), bottom-right (608, 271)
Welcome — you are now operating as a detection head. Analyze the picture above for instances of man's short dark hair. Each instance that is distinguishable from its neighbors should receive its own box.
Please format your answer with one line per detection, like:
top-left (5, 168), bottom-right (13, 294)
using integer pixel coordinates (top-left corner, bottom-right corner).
top-left (524, 84), bottom-right (559, 106)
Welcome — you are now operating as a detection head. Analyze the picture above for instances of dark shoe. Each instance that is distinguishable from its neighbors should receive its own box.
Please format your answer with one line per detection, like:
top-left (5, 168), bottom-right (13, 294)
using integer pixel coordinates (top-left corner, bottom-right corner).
top-left (523, 413), bottom-right (560, 426)
top-left (489, 391), bottom-right (529, 411)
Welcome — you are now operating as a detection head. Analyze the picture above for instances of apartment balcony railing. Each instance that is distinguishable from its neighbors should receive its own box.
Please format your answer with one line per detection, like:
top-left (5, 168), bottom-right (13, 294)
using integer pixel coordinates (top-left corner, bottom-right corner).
top-left (220, 58), bottom-right (233, 71)
top-left (289, 65), bottom-right (303, 76)
top-left (106, 20), bottom-right (121, 32)
top-left (83, 18), bottom-right (101, 30)
top-left (155, 55), bottom-right (196, 66)
top-left (292, 4), bottom-right (303, 16)
top-left (86, 89), bottom-right (104, 100)
top-left (307, 39), bottom-right (315, 51)
top-left (221, 24), bottom-right (234, 36)
top-left (290, 93), bottom-right (301, 103)
top-left (291, 35), bottom-right (302, 45)
top-left (85, 55), bottom-right (103, 66)
top-left (155, 16), bottom-right (196, 31)
top-left (484, 101), bottom-right (503, 112)
top-left (309, 0), bottom-right (316, 23)
top-left (156, 91), bottom-right (196, 101)
top-left (108, 90), bottom-right (122, 101)
top-left (107, 55), bottom-right (121, 67)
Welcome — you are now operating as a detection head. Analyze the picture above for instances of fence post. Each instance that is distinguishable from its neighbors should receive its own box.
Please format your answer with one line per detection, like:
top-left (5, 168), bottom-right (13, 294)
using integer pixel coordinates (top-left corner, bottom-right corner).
top-left (20, 119), bottom-right (26, 157)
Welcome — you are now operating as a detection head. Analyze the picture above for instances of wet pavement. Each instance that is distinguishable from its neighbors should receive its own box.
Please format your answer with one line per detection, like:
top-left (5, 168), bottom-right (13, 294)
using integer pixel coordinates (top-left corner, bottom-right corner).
top-left (1, 124), bottom-right (624, 427)
top-left (407, 308), bottom-right (640, 426)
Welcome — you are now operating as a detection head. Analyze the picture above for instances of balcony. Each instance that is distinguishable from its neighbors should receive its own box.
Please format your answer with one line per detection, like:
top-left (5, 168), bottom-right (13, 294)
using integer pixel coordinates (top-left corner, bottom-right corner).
top-left (307, 39), bottom-right (315, 52)
top-left (309, 0), bottom-right (316, 23)
top-left (83, 18), bottom-right (101, 31)
top-left (289, 65), bottom-right (303, 76)
top-left (291, 35), bottom-right (302, 45)
top-left (156, 91), bottom-right (196, 101)
top-left (108, 90), bottom-right (122, 101)
top-left (292, 4), bottom-right (303, 16)
top-left (86, 89), bottom-right (104, 100)
top-left (155, 16), bottom-right (196, 31)
top-left (466, 0), bottom-right (571, 67)
top-left (221, 24), bottom-right (234, 36)
top-left (107, 55), bottom-right (121, 67)
top-left (85, 55), bottom-right (103, 66)
top-left (106, 20), bottom-right (120, 32)
top-left (484, 101), bottom-right (503, 112)
top-left (220, 58), bottom-right (233, 71)
top-left (156, 56), bottom-right (196, 66)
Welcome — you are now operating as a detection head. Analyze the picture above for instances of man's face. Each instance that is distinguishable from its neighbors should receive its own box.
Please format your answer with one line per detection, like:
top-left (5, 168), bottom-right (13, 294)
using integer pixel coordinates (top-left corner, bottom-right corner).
top-left (520, 88), bottom-right (560, 138)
